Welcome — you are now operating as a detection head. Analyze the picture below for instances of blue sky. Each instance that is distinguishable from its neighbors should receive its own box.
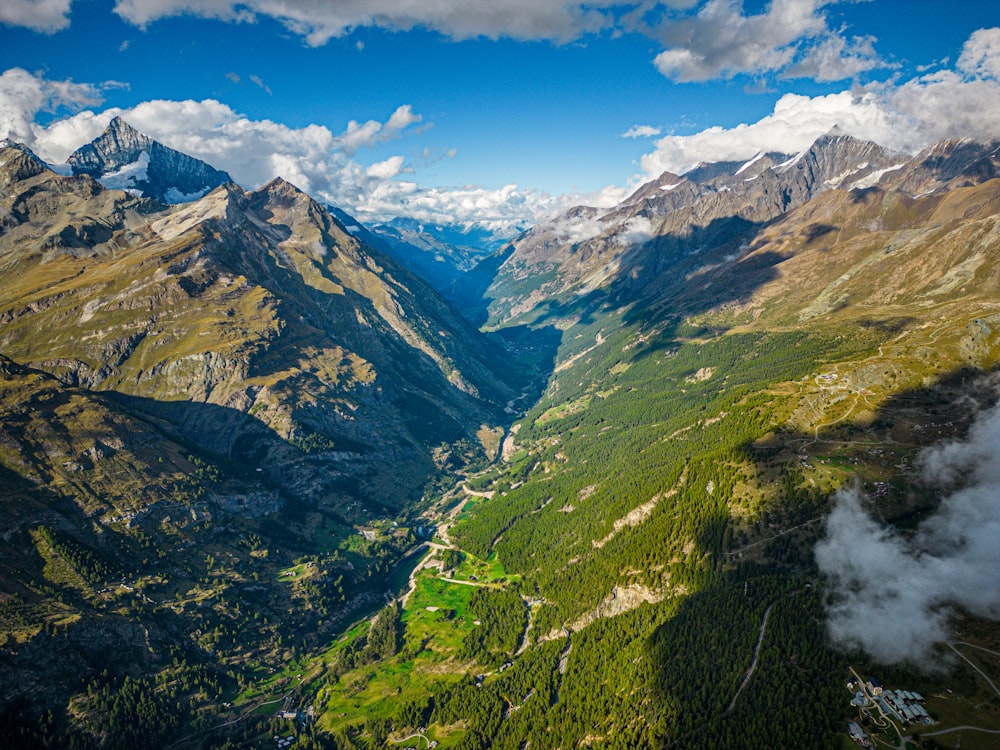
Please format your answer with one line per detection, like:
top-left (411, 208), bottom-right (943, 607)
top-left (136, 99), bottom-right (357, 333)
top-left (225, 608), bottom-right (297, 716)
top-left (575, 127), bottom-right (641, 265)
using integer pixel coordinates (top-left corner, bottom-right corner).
top-left (1, 1), bottom-right (999, 233)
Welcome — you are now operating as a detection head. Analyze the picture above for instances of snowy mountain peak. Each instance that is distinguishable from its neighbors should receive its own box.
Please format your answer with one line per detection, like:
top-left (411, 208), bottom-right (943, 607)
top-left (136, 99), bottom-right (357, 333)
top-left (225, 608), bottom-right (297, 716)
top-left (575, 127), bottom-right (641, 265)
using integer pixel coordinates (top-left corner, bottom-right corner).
top-left (67, 118), bottom-right (232, 204)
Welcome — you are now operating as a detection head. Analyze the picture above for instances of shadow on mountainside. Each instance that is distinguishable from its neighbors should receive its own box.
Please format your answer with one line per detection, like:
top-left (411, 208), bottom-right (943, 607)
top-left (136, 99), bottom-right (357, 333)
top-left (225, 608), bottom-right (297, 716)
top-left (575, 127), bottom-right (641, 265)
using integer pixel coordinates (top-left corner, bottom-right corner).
top-left (106, 391), bottom-right (435, 515)
top-left (460, 214), bottom-right (790, 382)
top-left (644, 364), bottom-right (1000, 748)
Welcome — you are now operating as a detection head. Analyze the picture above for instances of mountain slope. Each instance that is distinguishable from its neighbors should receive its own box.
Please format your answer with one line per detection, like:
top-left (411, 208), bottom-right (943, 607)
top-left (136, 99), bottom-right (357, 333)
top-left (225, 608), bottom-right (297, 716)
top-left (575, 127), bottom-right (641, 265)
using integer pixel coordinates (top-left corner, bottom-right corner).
top-left (473, 131), bottom-right (911, 330)
top-left (0, 142), bottom-right (525, 512)
top-left (302, 137), bottom-right (1000, 750)
top-left (0, 134), bottom-right (538, 745)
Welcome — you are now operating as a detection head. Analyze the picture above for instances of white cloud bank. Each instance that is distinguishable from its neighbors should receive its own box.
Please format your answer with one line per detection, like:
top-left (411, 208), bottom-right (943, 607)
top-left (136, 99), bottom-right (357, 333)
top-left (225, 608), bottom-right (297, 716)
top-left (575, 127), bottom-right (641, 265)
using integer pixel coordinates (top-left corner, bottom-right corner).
top-left (1, 26), bottom-right (998, 235)
top-left (641, 27), bottom-right (1000, 178)
top-left (100, 1), bottom-right (888, 85)
top-left (815, 403), bottom-right (1000, 666)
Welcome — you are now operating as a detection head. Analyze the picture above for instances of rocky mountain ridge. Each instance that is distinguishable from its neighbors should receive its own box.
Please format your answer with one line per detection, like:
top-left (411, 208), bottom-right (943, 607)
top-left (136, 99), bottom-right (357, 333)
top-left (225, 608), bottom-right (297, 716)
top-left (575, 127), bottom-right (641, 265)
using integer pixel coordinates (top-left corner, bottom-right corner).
top-left (477, 131), bottom-right (1000, 331)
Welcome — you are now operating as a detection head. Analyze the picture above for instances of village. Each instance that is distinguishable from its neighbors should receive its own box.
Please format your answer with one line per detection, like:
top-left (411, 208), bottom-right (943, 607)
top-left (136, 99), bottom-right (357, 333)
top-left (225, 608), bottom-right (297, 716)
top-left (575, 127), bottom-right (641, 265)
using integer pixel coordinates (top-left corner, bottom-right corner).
top-left (845, 671), bottom-right (936, 748)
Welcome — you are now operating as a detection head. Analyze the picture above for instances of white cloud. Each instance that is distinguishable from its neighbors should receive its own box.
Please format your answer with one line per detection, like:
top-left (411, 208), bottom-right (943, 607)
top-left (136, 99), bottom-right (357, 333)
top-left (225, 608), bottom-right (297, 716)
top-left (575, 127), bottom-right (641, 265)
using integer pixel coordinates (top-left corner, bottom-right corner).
top-left (387, 104), bottom-right (421, 131)
top-left (816, 403), bottom-right (1000, 665)
top-left (550, 212), bottom-right (606, 245)
top-left (0, 0), bottom-right (72, 33)
top-left (615, 215), bottom-right (654, 246)
top-left (639, 29), bottom-right (1000, 178)
top-left (338, 118), bottom-right (383, 156)
top-left (366, 155), bottom-right (405, 179)
top-left (337, 105), bottom-right (423, 155)
top-left (651, 0), bottom-right (884, 83)
top-left (111, 0), bottom-right (621, 45)
top-left (621, 124), bottom-right (662, 139)
top-left (957, 27), bottom-right (1000, 80)
top-left (0, 68), bottom-right (104, 147)
top-left (786, 33), bottom-right (885, 82)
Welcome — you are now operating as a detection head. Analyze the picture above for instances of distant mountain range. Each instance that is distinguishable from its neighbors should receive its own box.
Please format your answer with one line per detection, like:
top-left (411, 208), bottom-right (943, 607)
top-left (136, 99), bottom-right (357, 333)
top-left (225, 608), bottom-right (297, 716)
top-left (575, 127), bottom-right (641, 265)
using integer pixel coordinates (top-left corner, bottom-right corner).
top-left (327, 207), bottom-right (505, 293)
top-left (475, 129), bottom-right (1000, 330)
top-left (2, 118), bottom-right (999, 749)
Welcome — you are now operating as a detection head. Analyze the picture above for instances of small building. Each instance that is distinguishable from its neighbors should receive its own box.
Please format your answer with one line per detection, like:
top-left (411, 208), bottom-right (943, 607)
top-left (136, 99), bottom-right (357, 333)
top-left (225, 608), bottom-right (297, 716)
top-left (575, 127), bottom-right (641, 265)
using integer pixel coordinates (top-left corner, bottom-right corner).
top-left (848, 721), bottom-right (871, 747)
top-left (866, 676), bottom-right (883, 696)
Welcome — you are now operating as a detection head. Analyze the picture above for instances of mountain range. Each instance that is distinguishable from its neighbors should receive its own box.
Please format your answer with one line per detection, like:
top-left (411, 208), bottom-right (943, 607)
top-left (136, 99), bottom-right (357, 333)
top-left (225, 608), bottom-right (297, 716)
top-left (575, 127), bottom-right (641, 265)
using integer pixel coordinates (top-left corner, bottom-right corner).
top-left (0, 137), bottom-right (525, 512)
top-left (1, 118), bottom-right (998, 749)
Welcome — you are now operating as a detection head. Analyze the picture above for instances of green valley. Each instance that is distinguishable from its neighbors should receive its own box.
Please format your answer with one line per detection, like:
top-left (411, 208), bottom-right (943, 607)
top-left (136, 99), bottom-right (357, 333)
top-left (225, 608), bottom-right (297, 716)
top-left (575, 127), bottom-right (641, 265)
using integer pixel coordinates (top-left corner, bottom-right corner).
top-left (2, 123), bottom-right (1000, 750)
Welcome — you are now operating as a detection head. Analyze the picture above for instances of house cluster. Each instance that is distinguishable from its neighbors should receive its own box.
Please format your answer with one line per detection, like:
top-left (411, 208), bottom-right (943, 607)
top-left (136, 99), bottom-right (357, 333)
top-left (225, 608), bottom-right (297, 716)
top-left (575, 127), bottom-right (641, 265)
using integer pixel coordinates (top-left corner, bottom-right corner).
top-left (880, 688), bottom-right (932, 725)
top-left (273, 735), bottom-right (295, 748)
top-left (847, 673), bottom-right (935, 745)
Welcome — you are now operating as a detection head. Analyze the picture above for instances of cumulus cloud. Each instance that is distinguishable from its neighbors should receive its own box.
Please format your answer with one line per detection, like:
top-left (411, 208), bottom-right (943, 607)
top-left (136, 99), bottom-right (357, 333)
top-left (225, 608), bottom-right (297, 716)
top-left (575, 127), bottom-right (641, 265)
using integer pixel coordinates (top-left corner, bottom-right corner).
top-left (956, 26), bottom-right (1000, 79)
top-left (366, 155), bottom-right (405, 180)
top-left (0, 68), bottom-right (104, 146)
top-left (650, 0), bottom-right (884, 83)
top-left (639, 28), bottom-right (1000, 178)
top-left (815, 403), bottom-right (1000, 666)
top-left (0, 0), bottom-right (72, 33)
top-left (2, 67), bottom-right (571, 235)
top-left (337, 105), bottom-right (422, 155)
top-left (622, 124), bottom-right (662, 139)
top-left (111, 0), bottom-right (620, 45)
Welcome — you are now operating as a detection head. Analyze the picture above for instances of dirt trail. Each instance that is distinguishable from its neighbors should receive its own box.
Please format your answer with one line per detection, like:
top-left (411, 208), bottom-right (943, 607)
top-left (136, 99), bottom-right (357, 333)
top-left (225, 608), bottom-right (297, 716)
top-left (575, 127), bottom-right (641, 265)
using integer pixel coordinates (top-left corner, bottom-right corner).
top-left (726, 603), bottom-right (773, 714)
